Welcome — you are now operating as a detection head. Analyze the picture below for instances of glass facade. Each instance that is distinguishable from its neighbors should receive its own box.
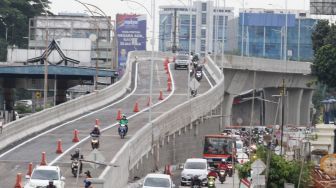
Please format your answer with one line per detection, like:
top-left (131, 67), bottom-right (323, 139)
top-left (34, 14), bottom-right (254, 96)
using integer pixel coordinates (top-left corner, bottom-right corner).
top-left (213, 15), bottom-right (228, 53)
top-left (159, 13), bottom-right (196, 53)
top-left (238, 13), bottom-right (316, 61)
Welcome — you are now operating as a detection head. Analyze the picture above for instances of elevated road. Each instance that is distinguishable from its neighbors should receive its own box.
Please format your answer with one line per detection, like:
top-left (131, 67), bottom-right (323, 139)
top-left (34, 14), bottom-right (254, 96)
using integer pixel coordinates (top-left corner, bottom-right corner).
top-left (0, 57), bottom-right (212, 187)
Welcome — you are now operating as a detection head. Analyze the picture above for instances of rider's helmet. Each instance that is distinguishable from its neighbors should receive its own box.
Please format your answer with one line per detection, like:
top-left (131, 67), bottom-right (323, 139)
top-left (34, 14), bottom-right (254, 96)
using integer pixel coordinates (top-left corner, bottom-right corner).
top-left (49, 180), bottom-right (54, 185)
top-left (94, 124), bottom-right (99, 128)
top-left (75, 148), bottom-right (80, 154)
top-left (122, 114), bottom-right (127, 119)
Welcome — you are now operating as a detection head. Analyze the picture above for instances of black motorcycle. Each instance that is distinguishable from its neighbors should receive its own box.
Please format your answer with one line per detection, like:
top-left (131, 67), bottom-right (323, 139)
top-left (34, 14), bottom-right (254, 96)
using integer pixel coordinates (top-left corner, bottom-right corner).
top-left (90, 133), bottom-right (99, 149)
top-left (190, 175), bottom-right (202, 188)
top-left (118, 124), bottom-right (127, 139)
top-left (71, 158), bottom-right (82, 177)
top-left (195, 70), bottom-right (202, 81)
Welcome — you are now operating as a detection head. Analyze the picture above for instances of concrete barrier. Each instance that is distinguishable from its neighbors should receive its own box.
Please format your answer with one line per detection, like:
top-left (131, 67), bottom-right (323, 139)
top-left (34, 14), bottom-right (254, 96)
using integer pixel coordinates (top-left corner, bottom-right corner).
top-left (0, 51), bottom-right (166, 151)
top-left (97, 54), bottom-right (224, 188)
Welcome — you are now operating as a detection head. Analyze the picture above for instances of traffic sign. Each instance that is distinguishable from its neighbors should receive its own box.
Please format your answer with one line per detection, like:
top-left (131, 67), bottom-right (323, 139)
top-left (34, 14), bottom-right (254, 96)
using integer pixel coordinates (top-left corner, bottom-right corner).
top-left (251, 159), bottom-right (266, 175)
top-left (189, 78), bottom-right (200, 90)
top-left (87, 149), bottom-right (105, 169)
top-left (35, 91), bottom-right (41, 99)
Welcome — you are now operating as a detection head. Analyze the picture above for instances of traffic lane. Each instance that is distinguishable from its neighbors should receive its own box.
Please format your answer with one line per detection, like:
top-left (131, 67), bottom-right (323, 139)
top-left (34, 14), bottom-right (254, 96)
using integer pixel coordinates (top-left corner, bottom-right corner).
top-left (171, 169), bottom-right (240, 188)
top-left (0, 60), bottom-right (166, 187)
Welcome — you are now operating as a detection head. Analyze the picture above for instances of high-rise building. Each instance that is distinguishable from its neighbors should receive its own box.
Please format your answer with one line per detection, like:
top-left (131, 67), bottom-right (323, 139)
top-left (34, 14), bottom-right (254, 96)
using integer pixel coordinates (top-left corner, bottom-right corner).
top-left (159, 0), bottom-right (235, 56)
top-left (28, 13), bottom-right (115, 67)
top-left (238, 9), bottom-right (317, 61)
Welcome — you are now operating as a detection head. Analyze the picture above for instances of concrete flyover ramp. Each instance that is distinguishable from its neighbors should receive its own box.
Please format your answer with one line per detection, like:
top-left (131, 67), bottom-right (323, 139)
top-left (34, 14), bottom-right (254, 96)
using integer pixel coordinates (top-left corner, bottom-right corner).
top-left (0, 52), bottom-right (217, 188)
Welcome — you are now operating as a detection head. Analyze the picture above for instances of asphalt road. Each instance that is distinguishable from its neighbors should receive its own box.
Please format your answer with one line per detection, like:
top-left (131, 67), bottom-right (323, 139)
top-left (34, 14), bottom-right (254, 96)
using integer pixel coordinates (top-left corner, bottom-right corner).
top-left (0, 59), bottom-right (212, 188)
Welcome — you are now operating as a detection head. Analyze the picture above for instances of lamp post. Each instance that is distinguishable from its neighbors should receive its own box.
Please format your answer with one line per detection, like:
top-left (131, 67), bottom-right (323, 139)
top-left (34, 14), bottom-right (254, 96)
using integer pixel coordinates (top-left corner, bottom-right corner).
top-left (37, 0), bottom-right (49, 109)
top-left (241, 0), bottom-right (245, 57)
top-left (0, 18), bottom-right (8, 42)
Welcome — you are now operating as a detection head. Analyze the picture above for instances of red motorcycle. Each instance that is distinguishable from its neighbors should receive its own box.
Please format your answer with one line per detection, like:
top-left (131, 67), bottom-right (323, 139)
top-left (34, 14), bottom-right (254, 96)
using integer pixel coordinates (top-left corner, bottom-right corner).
top-left (217, 163), bottom-right (228, 183)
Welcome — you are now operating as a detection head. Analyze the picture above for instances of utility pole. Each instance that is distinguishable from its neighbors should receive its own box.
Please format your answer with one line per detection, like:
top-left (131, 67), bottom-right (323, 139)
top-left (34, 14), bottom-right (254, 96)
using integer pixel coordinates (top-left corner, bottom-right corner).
top-left (280, 79), bottom-right (285, 156)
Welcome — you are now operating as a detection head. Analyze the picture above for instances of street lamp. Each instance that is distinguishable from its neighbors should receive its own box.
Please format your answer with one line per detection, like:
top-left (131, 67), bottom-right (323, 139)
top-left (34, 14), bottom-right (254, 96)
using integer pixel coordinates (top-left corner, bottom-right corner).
top-left (0, 17), bottom-right (8, 42)
top-left (37, 0), bottom-right (49, 110)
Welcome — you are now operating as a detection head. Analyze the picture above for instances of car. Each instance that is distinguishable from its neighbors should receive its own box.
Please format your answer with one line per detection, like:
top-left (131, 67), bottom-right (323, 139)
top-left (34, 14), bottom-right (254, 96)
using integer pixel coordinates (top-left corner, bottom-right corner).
top-left (24, 165), bottom-right (65, 188)
top-left (15, 100), bottom-right (32, 107)
top-left (180, 158), bottom-right (208, 186)
top-left (236, 140), bottom-right (245, 153)
top-left (174, 54), bottom-right (190, 69)
top-left (141, 173), bottom-right (175, 188)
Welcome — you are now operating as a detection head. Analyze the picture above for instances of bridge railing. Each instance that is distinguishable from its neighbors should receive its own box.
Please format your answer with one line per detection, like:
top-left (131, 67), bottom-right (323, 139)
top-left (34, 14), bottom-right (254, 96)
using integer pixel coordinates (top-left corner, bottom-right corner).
top-left (99, 55), bottom-right (224, 188)
top-left (0, 50), bottom-right (161, 151)
top-left (212, 54), bottom-right (311, 74)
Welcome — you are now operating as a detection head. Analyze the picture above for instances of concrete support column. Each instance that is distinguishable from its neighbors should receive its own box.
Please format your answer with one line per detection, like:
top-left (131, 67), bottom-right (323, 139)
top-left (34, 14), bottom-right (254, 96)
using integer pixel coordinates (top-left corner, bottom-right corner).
top-left (56, 80), bottom-right (68, 105)
top-left (287, 88), bottom-right (303, 126)
top-left (223, 93), bottom-right (234, 126)
top-left (263, 88), bottom-right (281, 125)
top-left (300, 89), bottom-right (313, 126)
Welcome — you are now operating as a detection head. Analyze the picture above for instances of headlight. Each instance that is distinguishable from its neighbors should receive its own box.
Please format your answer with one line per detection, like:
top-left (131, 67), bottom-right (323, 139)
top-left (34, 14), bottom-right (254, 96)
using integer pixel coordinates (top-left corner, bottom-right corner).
top-left (220, 171), bottom-right (225, 175)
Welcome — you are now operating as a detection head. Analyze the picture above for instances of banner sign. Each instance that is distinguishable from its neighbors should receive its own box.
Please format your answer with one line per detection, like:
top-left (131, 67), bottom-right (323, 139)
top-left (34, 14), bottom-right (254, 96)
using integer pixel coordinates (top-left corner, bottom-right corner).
top-left (116, 14), bottom-right (147, 70)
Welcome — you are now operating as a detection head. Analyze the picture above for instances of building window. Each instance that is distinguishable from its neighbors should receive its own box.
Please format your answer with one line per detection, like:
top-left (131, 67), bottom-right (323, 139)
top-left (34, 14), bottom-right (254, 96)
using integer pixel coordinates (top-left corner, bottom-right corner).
top-left (201, 39), bottom-right (206, 51)
top-left (202, 13), bottom-right (207, 24)
top-left (201, 29), bottom-right (206, 38)
top-left (202, 3), bottom-right (207, 11)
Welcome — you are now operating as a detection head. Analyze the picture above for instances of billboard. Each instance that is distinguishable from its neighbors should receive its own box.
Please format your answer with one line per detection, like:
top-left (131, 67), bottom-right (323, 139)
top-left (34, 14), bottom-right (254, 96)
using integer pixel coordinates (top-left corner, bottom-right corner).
top-left (116, 14), bottom-right (147, 70)
top-left (310, 0), bottom-right (336, 15)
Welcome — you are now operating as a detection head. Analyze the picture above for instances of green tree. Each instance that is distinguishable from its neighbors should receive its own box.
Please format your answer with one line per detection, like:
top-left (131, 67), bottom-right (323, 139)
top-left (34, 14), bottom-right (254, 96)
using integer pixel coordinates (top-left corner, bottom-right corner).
top-left (236, 146), bottom-right (313, 188)
top-left (312, 45), bottom-right (336, 88)
top-left (311, 20), bottom-right (330, 54)
top-left (0, 0), bottom-right (51, 61)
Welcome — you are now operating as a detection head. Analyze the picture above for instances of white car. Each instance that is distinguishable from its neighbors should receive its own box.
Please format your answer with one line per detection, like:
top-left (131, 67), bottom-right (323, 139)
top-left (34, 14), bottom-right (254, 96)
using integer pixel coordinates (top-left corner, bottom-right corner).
top-left (180, 158), bottom-right (208, 186)
top-left (24, 165), bottom-right (65, 188)
top-left (142, 173), bottom-right (175, 188)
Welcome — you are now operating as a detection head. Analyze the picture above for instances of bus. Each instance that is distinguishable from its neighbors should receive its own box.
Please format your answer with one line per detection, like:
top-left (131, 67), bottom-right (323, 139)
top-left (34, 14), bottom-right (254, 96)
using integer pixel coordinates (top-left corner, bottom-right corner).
top-left (203, 134), bottom-right (237, 167)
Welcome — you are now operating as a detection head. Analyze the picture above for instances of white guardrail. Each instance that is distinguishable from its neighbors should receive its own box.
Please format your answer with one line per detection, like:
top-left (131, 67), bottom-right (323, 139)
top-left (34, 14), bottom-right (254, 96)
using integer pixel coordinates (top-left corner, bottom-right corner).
top-left (98, 55), bottom-right (224, 188)
top-left (0, 50), bottom-right (166, 151)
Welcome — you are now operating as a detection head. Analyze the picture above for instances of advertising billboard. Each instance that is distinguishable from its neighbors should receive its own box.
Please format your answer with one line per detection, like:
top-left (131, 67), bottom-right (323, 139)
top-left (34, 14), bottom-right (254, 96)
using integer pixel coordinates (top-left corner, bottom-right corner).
top-left (116, 14), bottom-right (147, 71)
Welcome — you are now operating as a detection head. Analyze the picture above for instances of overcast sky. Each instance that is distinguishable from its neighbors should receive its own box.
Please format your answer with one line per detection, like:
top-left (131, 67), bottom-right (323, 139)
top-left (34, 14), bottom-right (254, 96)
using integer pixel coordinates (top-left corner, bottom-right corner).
top-left (49, 0), bottom-right (309, 50)
top-left (49, 0), bottom-right (309, 16)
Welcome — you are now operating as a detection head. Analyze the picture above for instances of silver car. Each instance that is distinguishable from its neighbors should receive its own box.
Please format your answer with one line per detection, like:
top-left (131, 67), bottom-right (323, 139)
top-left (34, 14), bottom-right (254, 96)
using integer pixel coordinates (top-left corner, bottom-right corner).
top-left (174, 54), bottom-right (190, 69)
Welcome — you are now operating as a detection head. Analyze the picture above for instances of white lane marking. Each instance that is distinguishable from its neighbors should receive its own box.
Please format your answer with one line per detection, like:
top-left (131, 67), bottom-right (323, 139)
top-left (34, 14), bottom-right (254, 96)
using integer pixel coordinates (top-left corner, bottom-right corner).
top-left (99, 62), bottom-right (176, 179)
top-left (203, 70), bottom-right (214, 88)
top-left (0, 62), bottom-right (141, 159)
top-left (50, 62), bottom-right (176, 165)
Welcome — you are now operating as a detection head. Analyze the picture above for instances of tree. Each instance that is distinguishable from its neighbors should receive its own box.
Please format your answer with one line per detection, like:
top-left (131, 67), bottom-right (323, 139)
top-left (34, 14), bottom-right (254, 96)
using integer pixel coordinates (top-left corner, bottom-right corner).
top-left (312, 45), bottom-right (336, 88)
top-left (0, 0), bottom-right (51, 61)
top-left (311, 20), bottom-right (330, 54)
top-left (236, 146), bottom-right (313, 188)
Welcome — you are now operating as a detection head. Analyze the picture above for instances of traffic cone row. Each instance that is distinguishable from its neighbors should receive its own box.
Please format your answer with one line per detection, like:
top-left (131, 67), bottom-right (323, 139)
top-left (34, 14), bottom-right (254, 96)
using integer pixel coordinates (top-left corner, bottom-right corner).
top-left (26, 163), bottom-right (33, 176)
top-left (159, 90), bottom-right (164, 100)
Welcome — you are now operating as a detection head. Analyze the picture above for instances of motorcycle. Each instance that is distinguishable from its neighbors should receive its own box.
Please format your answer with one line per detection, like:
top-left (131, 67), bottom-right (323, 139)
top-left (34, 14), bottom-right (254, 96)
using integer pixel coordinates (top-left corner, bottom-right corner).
top-left (190, 176), bottom-right (202, 188)
top-left (90, 133), bottom-right (99, 149)
top-left (118, 124), bottom-right (127, 139)
top-left (190, 89), bottom-right (197, 97)
top-left (207, 176), bottom-right (216, 188)
top-left (195, 70), bottom-right (202, 81)
top-left (71, 159), bottom-right (81, 177)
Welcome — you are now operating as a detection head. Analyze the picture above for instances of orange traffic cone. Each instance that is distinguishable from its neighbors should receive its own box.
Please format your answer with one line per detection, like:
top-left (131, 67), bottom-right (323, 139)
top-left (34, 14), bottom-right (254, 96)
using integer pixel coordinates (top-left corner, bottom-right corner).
top-left (40, 152), bottom-right (47, 166)
top-left (133, 101), bottom-right (140, 112)
top-left (146, 97), bottom-right (151, 107)
top-left (164, 63), bottom-right (168, 70)
top-left (167, 82), bottom-right (172, 92)
top-left (167, 75), bottom-right (171, 82)
top-left (158, 90), bottom-right (164, 100)
top-left (72, 129), bottom-right (80, 142)
top-left (116, 110), bottom-right (122, 120)
top-left (14, 173), bottom-right (22, 188)
top-left (165, 57), bottom-right (170, 64)
top-left (26, 163), bottom-right (33, 176)
top-left (95, 119), bottom-right (100, 126)
top-left (56, 139), bottom-right (63, 154)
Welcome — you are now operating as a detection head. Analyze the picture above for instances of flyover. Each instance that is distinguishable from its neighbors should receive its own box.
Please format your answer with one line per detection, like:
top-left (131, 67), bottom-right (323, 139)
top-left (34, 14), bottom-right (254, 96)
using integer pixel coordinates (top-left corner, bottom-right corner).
top-left (0, 51), bottom-right (314, 188)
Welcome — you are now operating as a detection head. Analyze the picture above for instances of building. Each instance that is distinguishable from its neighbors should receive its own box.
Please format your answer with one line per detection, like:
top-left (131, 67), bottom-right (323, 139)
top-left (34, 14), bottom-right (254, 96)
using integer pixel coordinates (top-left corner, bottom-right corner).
top-left (238, 9), bottom-right (317, 61)
top-left (28, 13), bottom-right (116, 68)
top-left (158, 0), bottom-right (235, 56)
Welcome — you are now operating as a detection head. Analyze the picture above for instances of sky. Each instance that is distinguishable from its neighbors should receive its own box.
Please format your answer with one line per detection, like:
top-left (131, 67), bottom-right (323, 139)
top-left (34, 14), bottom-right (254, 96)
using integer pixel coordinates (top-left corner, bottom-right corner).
top-left (48, 0), bottom-right (309, 50)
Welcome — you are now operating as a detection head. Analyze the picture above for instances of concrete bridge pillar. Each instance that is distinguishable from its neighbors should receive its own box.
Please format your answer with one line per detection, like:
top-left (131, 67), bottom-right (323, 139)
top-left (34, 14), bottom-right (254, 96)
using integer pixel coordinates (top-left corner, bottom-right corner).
top-left (56, 80), bottom-right (68, 105)
top-left (263, 88), bottom-right (281, 125)
top-left (223, 93), bottom-right (234, 126)
top-left (300, 89), bottom-right (313, 126)
top-left (286, 88), bottom-right (303, 126)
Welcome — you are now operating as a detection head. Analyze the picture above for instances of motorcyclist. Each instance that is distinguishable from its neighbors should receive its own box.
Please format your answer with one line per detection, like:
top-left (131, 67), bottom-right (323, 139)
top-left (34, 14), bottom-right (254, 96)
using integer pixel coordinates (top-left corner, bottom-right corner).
top-left (90, 124), bottom-right (101, 137)
top-left (190, 175), bottom-right (202, 187)
top-left (218, 160), bottom-right (229, 171)
top-left (46, 180), bottom-right (56, 188)
top-left (71, 148), bottom-right (83, 173)
top-left (119, 114), bottom-right (129, 133)
top-left (208, 167), bottom-right (218, 179)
